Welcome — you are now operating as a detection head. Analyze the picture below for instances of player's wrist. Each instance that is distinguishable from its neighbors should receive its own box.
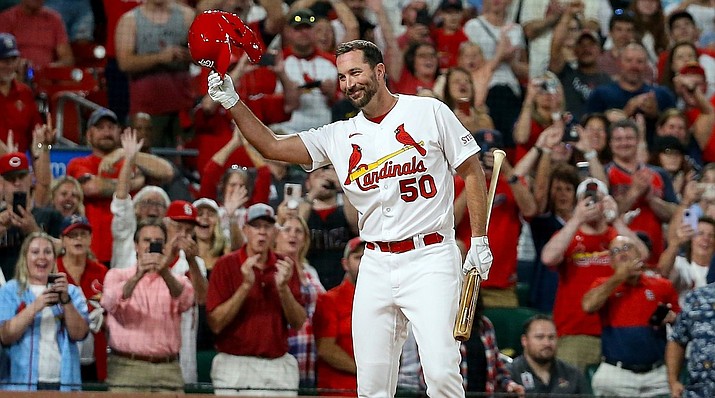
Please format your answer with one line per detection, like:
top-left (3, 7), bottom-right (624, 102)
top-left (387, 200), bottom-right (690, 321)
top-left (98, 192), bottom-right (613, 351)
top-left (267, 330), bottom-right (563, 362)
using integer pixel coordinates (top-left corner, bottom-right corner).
top-left (471, 236), bottom-right (488, 246)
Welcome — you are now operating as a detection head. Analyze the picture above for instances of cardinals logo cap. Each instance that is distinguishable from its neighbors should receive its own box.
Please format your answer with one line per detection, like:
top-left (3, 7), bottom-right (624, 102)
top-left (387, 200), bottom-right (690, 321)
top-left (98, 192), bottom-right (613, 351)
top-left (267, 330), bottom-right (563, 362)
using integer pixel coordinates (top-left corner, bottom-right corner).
top-left (0, 152), bottom-right (29, 177)
top-left (166, 200), bottom-right (199, 225)
top-left (188, 10), bottom-right (264, 76)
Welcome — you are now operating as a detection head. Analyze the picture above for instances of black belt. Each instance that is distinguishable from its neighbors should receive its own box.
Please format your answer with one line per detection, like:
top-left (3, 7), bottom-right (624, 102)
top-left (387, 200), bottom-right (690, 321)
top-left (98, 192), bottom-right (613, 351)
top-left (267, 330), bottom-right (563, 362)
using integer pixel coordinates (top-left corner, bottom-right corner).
top-left (604, 359), bottom-right (664, 373)
top-left (111, 349), bottom-right (178, 364)
top-left (366, 232), bottom-right (444, 254)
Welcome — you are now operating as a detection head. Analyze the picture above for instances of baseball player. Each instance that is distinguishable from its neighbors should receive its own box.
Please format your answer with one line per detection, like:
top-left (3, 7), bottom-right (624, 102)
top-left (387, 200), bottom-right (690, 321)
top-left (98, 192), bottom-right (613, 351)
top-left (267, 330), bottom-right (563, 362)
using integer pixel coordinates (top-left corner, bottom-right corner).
top-left (206, 39), bottom-right (493, 398)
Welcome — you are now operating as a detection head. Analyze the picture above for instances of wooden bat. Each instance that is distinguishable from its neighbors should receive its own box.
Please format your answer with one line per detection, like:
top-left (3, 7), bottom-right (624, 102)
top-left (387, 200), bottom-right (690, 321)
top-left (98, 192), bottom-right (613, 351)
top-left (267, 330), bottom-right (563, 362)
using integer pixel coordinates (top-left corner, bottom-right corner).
top-left (453, 149), bottom-right (506, 341)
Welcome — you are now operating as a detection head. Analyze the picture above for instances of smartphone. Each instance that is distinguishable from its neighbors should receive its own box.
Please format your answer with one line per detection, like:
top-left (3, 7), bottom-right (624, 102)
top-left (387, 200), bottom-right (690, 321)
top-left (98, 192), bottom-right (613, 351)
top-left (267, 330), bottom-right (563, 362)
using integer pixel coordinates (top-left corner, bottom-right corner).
top-left (585, 182), bottom-right (599, 204)
top-left (562, 114), bottom-right (580, 142)
top-left (649, 303), bottom-right (670, 326)
top-left (300, 80), bottom-right (322, 89)
top-left (257, 52), bottom-right (276, 67)
top-left (13, 191), bottom-right (27, 215)
top-left (683, 209), bottom-right (699, 231)
top-left (576, 162), bottom-right (590, 178)
top-left (47, 273), bottom-right (60, 288)
top-left (284, 183), bottom-right (302, 200)
top-left (149, 241), bottom-right (163, 254)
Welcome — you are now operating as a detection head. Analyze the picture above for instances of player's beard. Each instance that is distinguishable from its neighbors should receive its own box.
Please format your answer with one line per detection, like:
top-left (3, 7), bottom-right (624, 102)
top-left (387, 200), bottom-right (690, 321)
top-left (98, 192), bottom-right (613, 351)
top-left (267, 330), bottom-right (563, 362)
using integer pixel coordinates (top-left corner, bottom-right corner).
top-left (346, 71), bottom-right (379, 109)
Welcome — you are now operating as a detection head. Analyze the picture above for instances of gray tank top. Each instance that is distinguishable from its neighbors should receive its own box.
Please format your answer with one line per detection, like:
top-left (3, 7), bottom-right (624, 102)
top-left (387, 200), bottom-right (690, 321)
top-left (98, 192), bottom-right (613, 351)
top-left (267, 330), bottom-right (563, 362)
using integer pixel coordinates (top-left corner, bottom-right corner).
top-left (133, 4), bottom-right (189, 73)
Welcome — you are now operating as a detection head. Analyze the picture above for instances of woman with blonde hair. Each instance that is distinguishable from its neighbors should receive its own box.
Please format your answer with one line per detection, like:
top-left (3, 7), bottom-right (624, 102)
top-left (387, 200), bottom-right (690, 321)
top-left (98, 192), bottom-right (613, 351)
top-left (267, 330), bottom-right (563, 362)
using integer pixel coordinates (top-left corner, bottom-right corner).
top-left (0, 232), bottom-right (89, 391)
top-left (513, 71), bottom-right (566, 162)
top-left (49, 176), bottom-right (85, 217)
top-left (275, 214), bottom-right (325, 388)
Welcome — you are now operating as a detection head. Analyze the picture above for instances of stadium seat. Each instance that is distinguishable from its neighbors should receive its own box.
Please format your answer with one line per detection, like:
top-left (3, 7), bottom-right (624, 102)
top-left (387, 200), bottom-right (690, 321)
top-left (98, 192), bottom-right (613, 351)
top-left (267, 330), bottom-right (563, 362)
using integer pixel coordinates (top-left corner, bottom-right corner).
top-left (483, 306), bottom-right (541, 357)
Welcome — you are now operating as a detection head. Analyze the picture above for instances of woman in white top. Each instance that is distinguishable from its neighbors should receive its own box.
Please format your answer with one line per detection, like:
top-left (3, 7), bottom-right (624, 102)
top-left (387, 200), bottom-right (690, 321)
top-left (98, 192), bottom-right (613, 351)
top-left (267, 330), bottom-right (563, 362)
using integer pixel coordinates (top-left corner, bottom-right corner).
top-left (659, 216), bottom-right (715, 304)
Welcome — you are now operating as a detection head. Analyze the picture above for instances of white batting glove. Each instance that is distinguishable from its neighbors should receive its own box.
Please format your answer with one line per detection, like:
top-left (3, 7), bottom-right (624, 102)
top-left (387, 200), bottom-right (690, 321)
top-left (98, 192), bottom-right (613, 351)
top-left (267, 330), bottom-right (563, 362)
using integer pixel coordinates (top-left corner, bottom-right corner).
top-left (208, 71), bottom-right (239, 109)
top-left (462, 236), bottom-right (493, 279)
top-left (88, 307), bottom-right (104, 333)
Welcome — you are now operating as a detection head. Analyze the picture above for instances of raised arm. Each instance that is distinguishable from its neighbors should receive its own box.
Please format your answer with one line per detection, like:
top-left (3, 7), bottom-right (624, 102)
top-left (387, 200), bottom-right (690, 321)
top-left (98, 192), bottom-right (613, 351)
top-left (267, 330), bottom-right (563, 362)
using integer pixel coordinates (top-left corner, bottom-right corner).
top-left (208, 73), bottom-right (312, 164)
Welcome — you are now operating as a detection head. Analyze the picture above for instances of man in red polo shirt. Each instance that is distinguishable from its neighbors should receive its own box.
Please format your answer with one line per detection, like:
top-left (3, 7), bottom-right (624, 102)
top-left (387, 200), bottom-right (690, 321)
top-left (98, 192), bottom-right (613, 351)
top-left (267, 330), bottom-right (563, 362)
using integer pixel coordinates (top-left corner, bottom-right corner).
top-left (0, 33), bottom-right (41, 153)
top-left (583, 234), bottom-right (679, 397)
top-left (207, 203), bottom-right (306, 396)
top-left (312, 237), bottom-right (364, 396)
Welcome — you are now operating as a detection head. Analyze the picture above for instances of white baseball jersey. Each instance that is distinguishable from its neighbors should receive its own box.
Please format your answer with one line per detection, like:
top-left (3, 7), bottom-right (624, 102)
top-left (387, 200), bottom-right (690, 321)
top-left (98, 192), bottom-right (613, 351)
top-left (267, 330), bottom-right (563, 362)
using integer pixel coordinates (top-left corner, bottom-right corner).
top-left (298, 95), bottom-right (480, 242)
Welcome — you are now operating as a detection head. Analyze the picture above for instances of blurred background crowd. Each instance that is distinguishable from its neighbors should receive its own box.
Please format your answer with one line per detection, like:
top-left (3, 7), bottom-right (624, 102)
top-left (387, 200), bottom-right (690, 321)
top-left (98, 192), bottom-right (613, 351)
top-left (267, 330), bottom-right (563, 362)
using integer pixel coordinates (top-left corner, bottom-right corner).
top-left (1, 0), bottom-right (715, 396)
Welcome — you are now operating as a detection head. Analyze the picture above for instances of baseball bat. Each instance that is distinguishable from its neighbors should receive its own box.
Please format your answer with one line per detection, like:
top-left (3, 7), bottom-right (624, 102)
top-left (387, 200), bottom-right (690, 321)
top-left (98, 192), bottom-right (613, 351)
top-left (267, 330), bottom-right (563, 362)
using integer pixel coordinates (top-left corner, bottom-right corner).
top-left (453, 149), bottom-right (506, 341)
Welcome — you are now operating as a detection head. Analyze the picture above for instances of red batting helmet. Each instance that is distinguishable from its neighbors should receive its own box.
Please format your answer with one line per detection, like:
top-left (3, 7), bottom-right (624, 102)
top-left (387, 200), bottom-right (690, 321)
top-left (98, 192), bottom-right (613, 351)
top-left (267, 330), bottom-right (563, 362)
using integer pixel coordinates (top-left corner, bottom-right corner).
top-left (188, 10), bottom-right (264, 76)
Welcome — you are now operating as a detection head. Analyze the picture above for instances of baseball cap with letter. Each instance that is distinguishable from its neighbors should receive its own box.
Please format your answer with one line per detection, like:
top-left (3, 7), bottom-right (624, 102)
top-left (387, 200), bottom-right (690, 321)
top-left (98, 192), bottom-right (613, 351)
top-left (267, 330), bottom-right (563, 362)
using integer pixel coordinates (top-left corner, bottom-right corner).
top-left (245, 203), bottom-right (276, 225)
top-left (166, 200), bottom-right (199, 225)
top-left (61, 214), bottom-right (92, 236)
top-left (0, 152), bottom-right (29, 178)
top-left (188, 10), bottom-right (264, 76)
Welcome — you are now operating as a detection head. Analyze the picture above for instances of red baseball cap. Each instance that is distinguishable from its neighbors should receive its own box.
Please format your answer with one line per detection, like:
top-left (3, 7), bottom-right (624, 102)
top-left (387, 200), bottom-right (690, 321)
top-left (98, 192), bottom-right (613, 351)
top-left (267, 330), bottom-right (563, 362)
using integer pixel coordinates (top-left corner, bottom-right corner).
top-left (0, 152), bottom-right (29, 178)
top-left (166, 200), bottom-right (199, 224)
top-left (61, 215), bottom-right (92, 236)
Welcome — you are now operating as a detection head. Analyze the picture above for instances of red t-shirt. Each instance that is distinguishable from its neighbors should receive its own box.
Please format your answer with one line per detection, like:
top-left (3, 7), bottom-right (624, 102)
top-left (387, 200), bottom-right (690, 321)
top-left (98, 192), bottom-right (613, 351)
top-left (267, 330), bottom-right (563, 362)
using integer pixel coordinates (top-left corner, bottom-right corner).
top-left (0, 80), bottom-right (41, 153)
top-left (0, 5), bottom-right (69, 68)
top-left (57, 256), bottom-right (109, 380)
top-left (433, 28), bottom-right (468, 71)
top-left (684, 95), bottom-right (715, 163)
top-left (103, 0), bottom-right (142, 58)
top-left (312, 278), bottom-right (356, 396)
top-left (606, 163), bottom-right (670, 264)
top-left (455, 175), bottom-right (523, 289)
top-left (66, 154), bottom-right (121, 263)
top-left (551, 226), bottom-right (617, 337)
top-left (515, 119), bottom-right (547, 163)
top-left (206, 247), bottom-right (303, 358)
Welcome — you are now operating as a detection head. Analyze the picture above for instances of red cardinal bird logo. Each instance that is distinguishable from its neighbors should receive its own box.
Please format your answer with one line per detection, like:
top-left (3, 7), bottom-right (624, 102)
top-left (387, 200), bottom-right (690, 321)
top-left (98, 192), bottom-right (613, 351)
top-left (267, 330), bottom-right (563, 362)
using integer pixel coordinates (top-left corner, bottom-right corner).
top-left (394, 124), bottom-right (426, 156)
top-left (345, 143), bottom-right (363, 185)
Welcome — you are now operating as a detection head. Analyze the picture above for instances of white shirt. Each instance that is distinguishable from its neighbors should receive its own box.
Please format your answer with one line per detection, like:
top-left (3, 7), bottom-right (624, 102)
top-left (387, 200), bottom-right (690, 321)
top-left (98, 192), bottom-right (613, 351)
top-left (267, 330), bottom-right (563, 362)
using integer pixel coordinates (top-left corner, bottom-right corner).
top-left (31, 284), bottom-right (61, 383)
top-left (298, 95), bottom-right (479, 242)
top-left (670, 255), bottom-right (709, 306)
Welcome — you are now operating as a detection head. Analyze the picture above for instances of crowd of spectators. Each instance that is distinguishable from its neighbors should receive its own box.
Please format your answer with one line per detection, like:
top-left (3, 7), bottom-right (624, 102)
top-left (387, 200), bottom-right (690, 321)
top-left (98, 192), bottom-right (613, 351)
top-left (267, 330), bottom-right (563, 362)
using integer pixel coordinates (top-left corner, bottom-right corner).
top-left (2, 0), bottom-right (715, 396)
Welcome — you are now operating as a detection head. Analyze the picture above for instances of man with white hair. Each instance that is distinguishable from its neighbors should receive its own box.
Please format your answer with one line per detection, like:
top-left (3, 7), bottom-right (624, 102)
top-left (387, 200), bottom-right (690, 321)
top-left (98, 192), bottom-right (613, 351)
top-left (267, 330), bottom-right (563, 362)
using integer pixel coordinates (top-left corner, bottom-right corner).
top-left (541, 177), bottom-right (649, 372)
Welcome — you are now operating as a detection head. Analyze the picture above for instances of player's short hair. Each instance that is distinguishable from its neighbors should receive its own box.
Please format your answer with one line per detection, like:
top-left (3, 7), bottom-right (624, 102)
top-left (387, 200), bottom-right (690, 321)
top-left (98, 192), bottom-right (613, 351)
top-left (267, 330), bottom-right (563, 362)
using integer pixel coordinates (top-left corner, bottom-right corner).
top-left (336, 40), bottom-right (383, 68)
top-left (522, 314), bottom-right (554, 336)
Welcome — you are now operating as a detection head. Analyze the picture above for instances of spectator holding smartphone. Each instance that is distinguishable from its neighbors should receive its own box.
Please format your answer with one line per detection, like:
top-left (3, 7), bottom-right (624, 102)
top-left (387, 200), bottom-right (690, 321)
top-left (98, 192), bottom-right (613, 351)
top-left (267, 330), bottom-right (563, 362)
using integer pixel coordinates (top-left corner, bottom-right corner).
top-left (0, 232), bottom-right (89, 391)
top-left (659, 215), bottom-right (715, 305)
top-left (101, 218), bottom-right (194, 392)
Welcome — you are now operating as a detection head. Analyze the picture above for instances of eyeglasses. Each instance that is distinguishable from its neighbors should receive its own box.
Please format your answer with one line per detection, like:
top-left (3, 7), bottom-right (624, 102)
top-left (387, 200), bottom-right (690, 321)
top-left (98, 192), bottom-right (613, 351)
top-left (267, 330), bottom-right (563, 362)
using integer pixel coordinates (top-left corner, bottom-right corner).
top-left (610, 243), bottom-right (634, 256)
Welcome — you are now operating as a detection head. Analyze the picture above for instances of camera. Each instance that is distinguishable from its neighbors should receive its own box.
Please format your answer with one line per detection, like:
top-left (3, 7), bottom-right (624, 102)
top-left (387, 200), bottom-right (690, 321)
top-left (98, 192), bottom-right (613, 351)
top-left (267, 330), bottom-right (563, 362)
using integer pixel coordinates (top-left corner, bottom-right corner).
top-left (257, 52), bottom-right (276, 67)
top-left (149, 241), bottom-right (163, 254)
top-left (649, 303), bottom-right (670, 326)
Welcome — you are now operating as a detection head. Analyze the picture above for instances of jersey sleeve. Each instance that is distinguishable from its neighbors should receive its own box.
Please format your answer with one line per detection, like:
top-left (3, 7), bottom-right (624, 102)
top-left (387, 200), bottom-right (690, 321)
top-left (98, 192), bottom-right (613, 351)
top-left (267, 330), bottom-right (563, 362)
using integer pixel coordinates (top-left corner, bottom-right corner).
top-left (298, 125), bottom-right (335, 171)
top-left (434, 101), bottom-right (480, 172)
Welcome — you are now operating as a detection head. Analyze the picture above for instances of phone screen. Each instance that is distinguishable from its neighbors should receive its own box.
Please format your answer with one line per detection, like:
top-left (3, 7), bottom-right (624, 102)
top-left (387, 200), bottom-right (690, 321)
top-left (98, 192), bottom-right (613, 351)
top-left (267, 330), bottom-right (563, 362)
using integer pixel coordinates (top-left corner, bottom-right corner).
top-left (13, 191), bottom-right (27, 215)
top-left (149, 241), bottom-right (163, 253)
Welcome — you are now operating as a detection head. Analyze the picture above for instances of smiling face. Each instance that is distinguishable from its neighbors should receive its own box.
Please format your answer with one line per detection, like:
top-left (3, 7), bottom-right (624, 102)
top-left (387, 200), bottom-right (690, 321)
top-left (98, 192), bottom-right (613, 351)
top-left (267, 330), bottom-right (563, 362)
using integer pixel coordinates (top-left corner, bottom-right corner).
top-left (657, 115), bottom-right (688, 142)
top-left (26, 237), bottom-right (56, 285)
top-left (195, 206), bottom-right (219, 241)
top-left (337, 49), bottom-right (382, 109)
top-left (53, 180), bottom-right (81, 217)
top-left (609, 126), bottom-right (639, 161)
top-left (692, 221), bottom-right (715, 258)
top-left (447, 69), bottom-right (473, 103)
